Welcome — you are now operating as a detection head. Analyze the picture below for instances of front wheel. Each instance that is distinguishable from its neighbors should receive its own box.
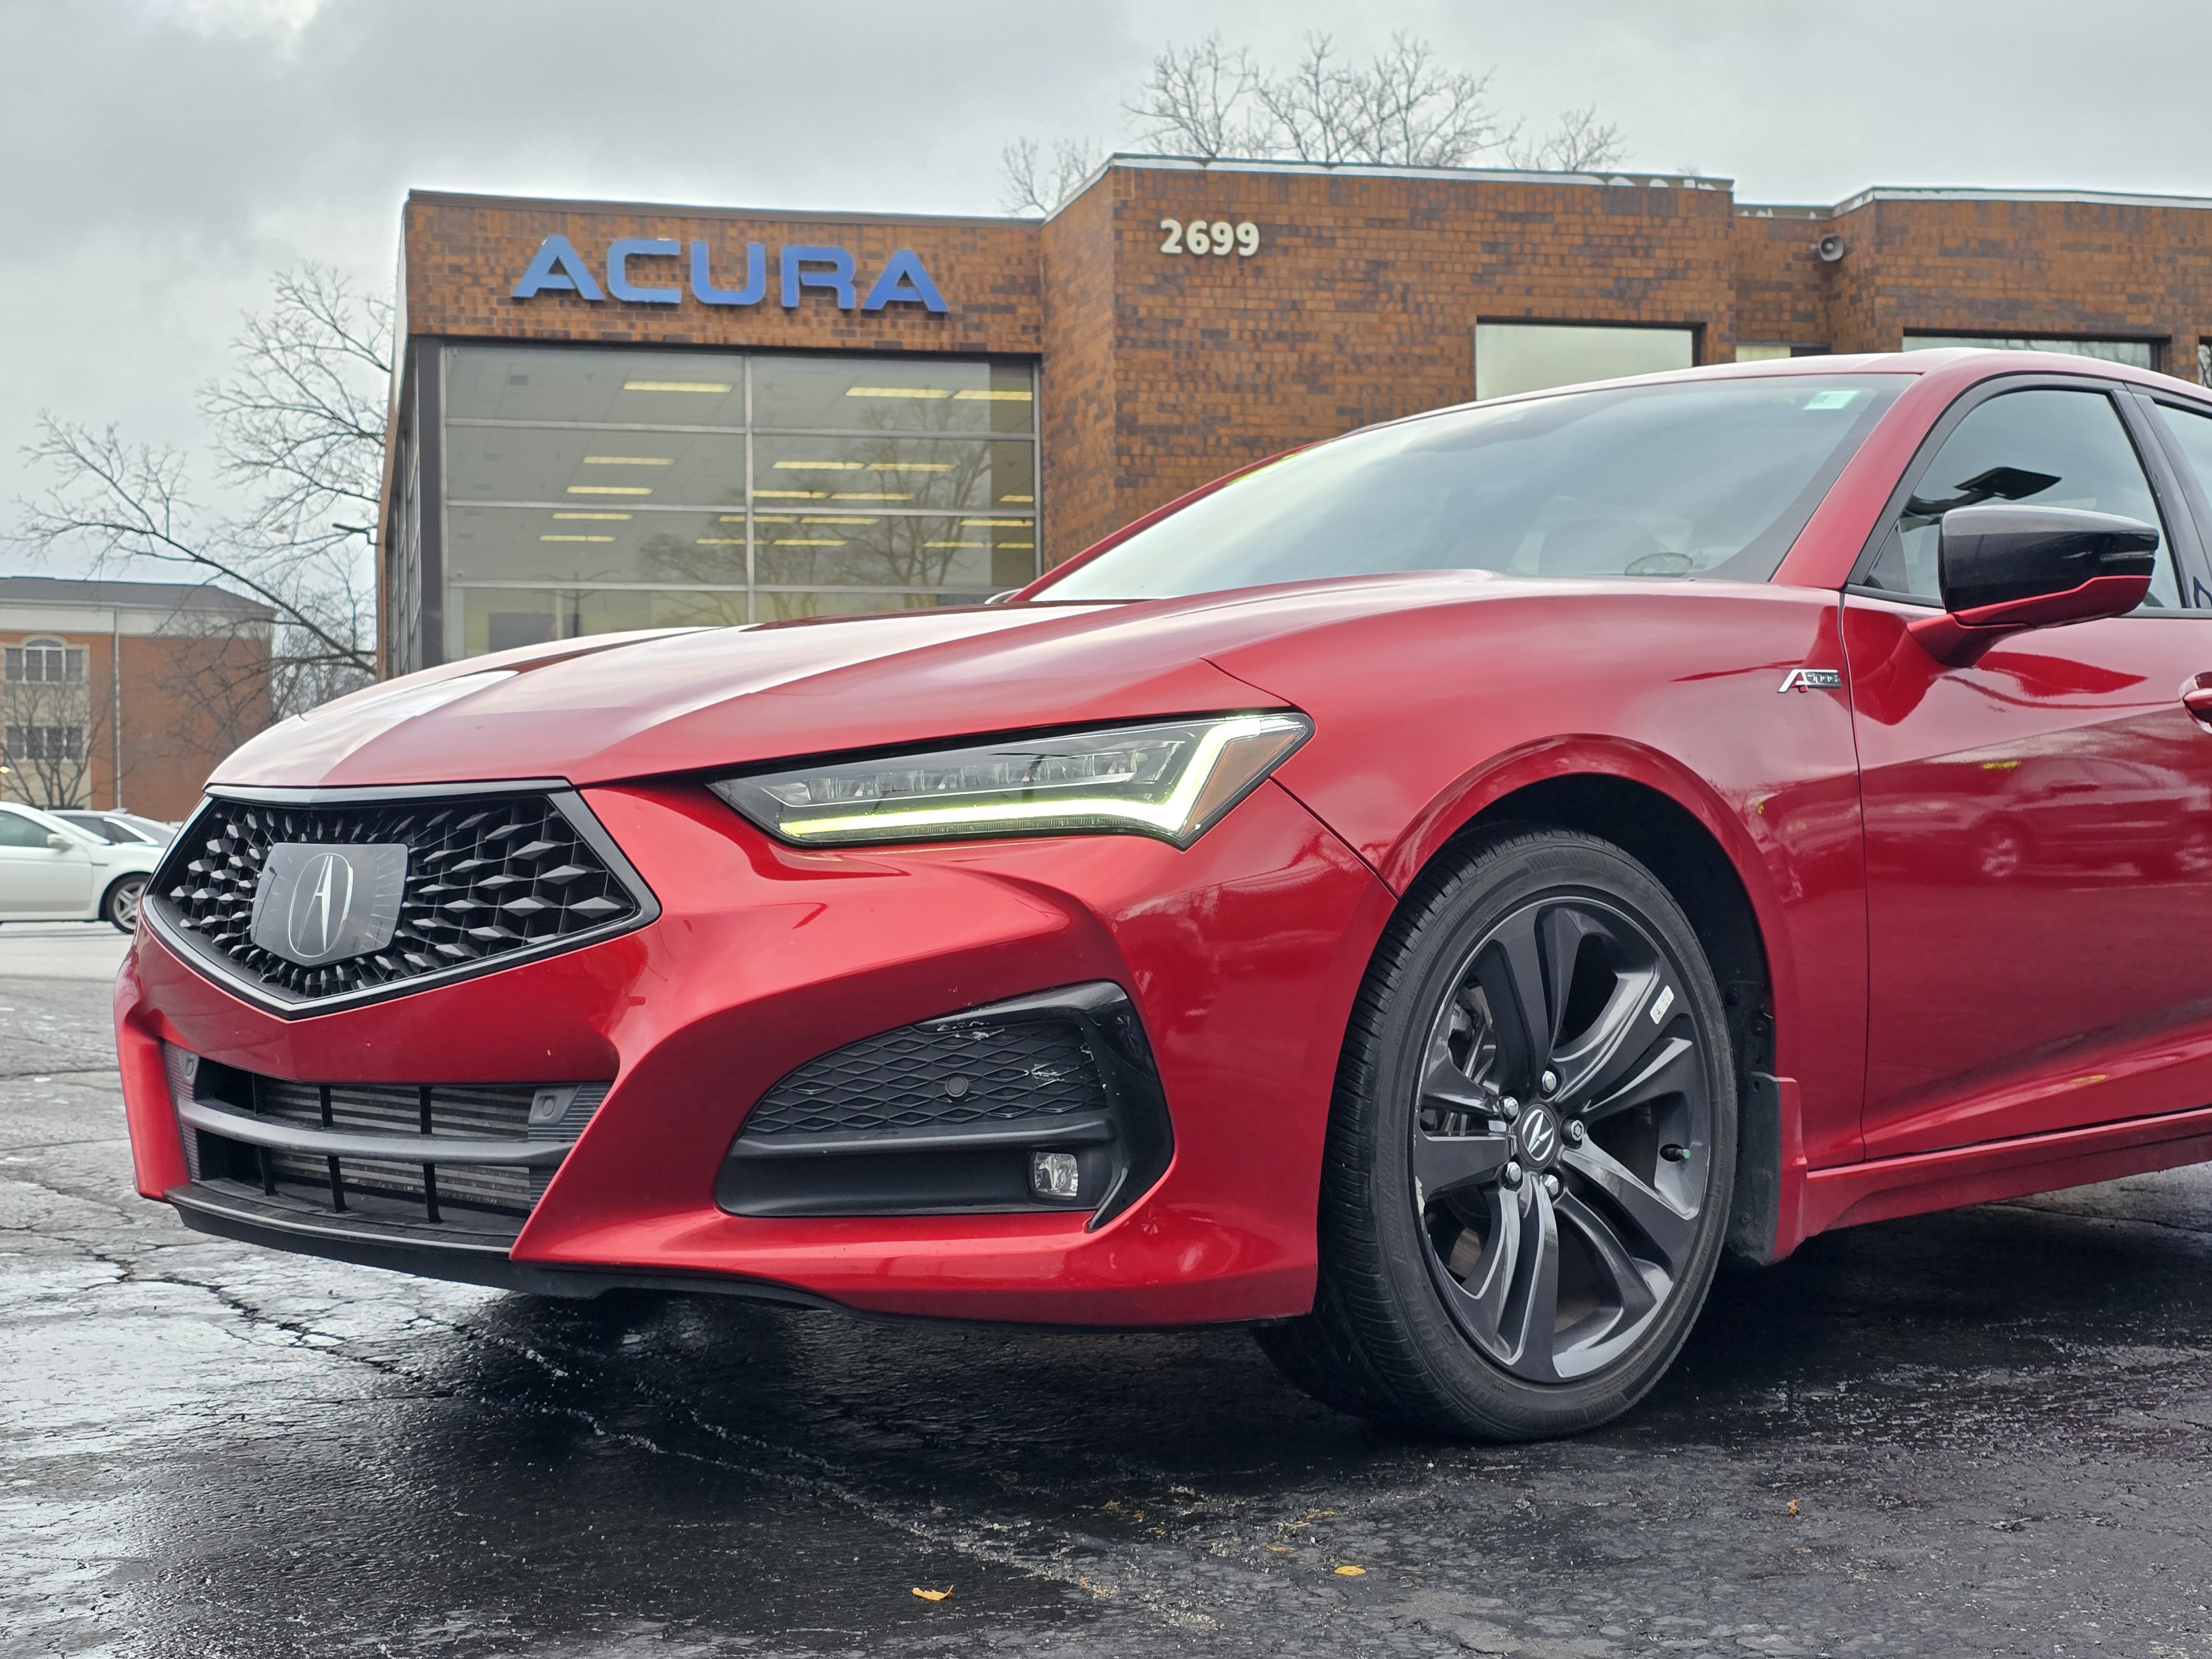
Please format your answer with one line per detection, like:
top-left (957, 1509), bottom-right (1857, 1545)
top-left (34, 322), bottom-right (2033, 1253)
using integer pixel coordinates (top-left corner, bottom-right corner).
top-left (103, 874), bottom-right (147, 933)
top-left (1258, 827), bottom-right (1736, 1441)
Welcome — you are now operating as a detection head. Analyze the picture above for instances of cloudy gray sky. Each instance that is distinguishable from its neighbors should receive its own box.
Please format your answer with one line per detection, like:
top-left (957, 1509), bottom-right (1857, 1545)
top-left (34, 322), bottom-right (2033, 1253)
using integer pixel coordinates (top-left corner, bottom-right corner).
top-left (8, 0), bottom-right (2212, 573)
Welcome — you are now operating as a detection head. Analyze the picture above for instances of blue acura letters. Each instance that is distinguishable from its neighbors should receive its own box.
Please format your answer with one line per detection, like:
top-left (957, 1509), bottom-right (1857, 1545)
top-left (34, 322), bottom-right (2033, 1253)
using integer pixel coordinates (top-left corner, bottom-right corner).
top-left (511, 235), bottom-right (947, 313)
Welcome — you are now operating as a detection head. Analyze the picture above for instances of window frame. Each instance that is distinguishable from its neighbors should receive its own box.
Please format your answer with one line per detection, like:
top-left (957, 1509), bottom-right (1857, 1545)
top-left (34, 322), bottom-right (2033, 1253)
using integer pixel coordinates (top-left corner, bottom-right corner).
top-left (2133, 390), bottom-right (2212, 612)
top-left (1843, 372), bottom-right (2212, 614)
top-left (4, 636), bottom-right (85, 684)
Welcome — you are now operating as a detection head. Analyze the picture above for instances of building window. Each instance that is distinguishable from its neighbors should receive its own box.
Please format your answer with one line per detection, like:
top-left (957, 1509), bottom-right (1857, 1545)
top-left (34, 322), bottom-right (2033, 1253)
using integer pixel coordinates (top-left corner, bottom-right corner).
top-left (435, 346), bottom-right (1041, 661)
top-left (1474, 323), bottom-right (1696, 402)
top-left (4, 724), bottom-right (85, 763)
top-left (2198, 341), bottom-right (2210, 389)
top-left (4, 637), bottom-right (85, 684)
top-left (1903, 335), bottom-right (2158, 371)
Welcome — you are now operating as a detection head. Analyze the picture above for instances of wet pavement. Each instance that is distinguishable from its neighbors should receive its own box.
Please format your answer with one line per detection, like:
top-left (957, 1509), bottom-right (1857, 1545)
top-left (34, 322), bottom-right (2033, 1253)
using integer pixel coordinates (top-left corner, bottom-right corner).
top-left (7, 969), bottom-right (2212, 1658)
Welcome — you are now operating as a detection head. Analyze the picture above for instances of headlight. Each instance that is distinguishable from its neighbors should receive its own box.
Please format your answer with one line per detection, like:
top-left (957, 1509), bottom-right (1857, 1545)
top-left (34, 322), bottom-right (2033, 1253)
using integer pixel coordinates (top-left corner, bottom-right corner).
top-left (709, 712), bottom-right (1312, 849)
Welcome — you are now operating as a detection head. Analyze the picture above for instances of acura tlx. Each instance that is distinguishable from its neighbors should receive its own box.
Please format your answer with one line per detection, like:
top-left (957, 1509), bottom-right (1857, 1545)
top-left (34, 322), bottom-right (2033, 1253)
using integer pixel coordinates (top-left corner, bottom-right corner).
top-left (117, 349), bottom-right (2212, 1439)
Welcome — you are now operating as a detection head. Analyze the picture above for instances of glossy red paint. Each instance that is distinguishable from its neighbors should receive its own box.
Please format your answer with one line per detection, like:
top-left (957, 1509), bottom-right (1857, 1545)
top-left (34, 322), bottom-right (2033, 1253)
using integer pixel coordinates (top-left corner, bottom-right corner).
top-left (114, 348), bottom-right (2212, 1323)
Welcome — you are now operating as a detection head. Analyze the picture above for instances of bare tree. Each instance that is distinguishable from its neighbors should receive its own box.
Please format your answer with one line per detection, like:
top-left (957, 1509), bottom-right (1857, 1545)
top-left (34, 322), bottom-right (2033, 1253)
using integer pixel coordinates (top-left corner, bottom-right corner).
top-left (147, 610), bottom-right (278, 776)
top-left (1507, 105), bottom-right (1629, 173)
top-left (1123, 32), bottom-right (1272, 161)
top-left (14, 264), bottom-right (385, 728)
top-left (1000, 135), bottom-right (1106, 215)
top-left (1258, 32), bottom-right (1514, 168)
top-left (1005, 29), bottom-right (1628, 202)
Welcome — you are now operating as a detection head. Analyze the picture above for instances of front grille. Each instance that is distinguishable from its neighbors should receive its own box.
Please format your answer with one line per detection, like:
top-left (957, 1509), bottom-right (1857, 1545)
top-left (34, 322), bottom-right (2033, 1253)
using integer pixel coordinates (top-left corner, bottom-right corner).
top-left (742, 1020), bottom-right (1109, 1139)
top-left (258, 1148), bottom-right (535, 1218)
top-left (149, 789), bottom-right (649, 1009)
top-left (171, 1046), bottom-right (609, 1245)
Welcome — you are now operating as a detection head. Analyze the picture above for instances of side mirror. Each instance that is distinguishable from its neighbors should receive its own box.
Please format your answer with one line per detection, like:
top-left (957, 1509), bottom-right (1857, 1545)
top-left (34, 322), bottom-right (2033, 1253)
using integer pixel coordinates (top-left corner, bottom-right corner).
top-left (1910, 504), bottom-right (2159, 666)
top-left (44, 833), bottom-right (74, 852)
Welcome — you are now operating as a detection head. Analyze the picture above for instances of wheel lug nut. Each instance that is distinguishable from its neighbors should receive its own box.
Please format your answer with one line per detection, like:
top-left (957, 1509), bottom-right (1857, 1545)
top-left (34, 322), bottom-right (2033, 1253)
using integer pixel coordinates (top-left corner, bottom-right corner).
top-left (1540, 1069), bottom-right (1559, 1096)
top-left (1499, 1097), bottom-right (1521, 1122)
top-left (1563, 1119), bottom-right (1585, 1147)
top-left (1501, 1160), bottom-right (1524, 1188)
top-left (1543, 1173), bottom-right (1561, 1197)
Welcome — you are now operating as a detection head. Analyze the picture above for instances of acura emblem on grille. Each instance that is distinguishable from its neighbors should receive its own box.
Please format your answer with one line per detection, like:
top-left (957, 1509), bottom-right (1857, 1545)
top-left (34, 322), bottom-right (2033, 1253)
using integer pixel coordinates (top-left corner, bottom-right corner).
top-left (249, 843), bottom-right (410, 966)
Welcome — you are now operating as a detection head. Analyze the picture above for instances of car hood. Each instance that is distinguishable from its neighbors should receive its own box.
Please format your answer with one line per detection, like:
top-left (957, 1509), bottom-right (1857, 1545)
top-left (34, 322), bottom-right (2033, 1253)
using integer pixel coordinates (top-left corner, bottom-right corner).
top-left (210, 572), bottom-right (1644, 790)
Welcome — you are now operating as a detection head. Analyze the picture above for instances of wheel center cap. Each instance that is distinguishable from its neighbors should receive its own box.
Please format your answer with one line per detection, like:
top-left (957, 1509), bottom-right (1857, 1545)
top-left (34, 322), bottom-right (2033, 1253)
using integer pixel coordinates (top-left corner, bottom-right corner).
top-left (1516, 1104), bottom-right (1560, 1167)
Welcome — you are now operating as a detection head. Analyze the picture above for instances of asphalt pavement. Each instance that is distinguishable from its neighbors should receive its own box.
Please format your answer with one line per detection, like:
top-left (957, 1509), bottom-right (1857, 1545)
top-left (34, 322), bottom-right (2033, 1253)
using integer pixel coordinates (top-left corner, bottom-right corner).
top-left (6, 957), bottom-right (2212, 1658)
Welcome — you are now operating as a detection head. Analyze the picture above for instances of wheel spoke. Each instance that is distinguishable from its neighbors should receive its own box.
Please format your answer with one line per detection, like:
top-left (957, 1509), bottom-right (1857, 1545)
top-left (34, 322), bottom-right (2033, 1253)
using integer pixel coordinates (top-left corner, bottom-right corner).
top-left (1452, 1184), bottom-right (1524, 1340)
top-left (1495, 1181), bottom-right (1562, 1381)
top-left (1412, 1125), bottom-right (1511, 1202)
top-left (1552, 958), bottom-right (1682, 1109)
top-left (1554, 1187), bottom-right (1662, 1336)
top-left (1478, 904), bottom-right (1570, 1079)
top-left (1581, 1033), bottom-right (1699, 1124)
top-left (1443, 1178), bottom-right (1562, 1380)
top-left (1418, 1041), bottom-right (1492, 1117)
top-left (1559, 1139), bottom-right (1699, 1272)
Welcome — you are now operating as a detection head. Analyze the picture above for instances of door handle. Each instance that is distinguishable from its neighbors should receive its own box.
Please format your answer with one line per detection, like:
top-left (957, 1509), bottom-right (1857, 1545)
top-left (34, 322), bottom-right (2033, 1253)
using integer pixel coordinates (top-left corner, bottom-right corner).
top-left (2185, 674), bottom-right (2212, 726)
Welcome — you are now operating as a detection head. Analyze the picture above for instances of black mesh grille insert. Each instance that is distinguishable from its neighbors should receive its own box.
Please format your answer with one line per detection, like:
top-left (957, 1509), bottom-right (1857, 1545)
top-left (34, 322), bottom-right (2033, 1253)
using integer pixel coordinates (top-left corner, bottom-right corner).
top-left (151, 791), bottom-right (643, 1004)
top-left (743, 1020), bottom-right (1109, 1139)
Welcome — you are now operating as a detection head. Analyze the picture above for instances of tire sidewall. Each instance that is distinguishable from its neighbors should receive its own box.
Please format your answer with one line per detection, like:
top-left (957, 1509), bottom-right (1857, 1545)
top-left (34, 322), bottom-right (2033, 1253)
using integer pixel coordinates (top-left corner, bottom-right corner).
top-left (1345, 831), bottom-right (1738, 1438)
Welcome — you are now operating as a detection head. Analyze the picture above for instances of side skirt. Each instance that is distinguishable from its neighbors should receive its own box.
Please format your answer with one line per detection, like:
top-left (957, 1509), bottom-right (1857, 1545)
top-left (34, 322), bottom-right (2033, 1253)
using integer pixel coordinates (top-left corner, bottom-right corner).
top-left (1796, 1103), bottom-right (2212, 1241)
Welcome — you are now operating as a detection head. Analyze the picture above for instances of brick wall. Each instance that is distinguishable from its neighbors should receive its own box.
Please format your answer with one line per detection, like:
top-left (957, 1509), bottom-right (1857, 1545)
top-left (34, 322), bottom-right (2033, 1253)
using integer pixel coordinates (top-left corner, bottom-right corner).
top-left (393, 172), bottom-right (2212, 603)
top-left (1822, 195), bottom-right (2212, 364)
top-left (401, 195), bottom-right (1042, 356)
top-left (1040, 165), bottom-right (1740, 556)
top-left (0, 630), bottom-right (269, 820)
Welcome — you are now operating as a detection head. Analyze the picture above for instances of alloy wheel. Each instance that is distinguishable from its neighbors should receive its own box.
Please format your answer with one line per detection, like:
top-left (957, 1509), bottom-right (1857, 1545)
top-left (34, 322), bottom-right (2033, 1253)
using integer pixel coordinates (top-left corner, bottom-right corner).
top-left (1410, 894), bottom-right (1712, 1383)
top-left (109, 877), bottom-right (145, 931)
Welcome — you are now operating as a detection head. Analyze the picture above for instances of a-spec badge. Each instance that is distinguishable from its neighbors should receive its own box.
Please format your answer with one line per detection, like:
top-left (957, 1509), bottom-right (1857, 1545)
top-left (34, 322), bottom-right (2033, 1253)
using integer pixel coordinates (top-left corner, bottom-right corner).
top-left (249, 843), bottom-right (410, 967)
top-left (1777, 667), bottom-right (1844, 693)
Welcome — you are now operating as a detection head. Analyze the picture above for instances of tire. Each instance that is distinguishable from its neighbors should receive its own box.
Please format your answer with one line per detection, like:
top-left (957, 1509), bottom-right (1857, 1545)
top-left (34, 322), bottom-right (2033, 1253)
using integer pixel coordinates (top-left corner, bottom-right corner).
top-left (103, 874), bottom-right (147, 933)
top-left (1258, 826), bottom-right (1737, 1441)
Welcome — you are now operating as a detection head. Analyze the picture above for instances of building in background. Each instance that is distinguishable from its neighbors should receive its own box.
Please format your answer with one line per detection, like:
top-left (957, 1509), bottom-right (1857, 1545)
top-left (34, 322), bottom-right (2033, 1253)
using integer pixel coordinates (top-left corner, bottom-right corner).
top-left (380, 158), bottom-right (2212, 672)
top-left (0, 577), bottom-right (274, 820)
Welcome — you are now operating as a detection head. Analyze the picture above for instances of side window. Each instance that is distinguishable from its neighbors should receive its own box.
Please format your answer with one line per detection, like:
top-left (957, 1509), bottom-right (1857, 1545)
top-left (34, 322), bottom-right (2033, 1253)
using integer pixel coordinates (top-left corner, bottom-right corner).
top-left (2153, 401), bottom-right (2212, 514)
top-left (1862, 388), bottom-right (2182, 609)
top-left (0, 811), bottom-right (50, 848)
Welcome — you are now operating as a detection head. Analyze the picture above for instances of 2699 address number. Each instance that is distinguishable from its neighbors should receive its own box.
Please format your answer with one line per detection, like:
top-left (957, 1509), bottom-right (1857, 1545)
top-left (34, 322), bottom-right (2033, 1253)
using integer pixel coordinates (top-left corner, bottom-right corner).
top-left (1160, 218), bottom-right (1260, 257)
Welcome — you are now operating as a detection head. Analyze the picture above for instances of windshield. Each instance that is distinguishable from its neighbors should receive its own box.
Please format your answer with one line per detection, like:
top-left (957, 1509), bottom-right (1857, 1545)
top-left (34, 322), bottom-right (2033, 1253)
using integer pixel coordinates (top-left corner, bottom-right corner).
top-left (1040, 373), bottom-right (1905, 601)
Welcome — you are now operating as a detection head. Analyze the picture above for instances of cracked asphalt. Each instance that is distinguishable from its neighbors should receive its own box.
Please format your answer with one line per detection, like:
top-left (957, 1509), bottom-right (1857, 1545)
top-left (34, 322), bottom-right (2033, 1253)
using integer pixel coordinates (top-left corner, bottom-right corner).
top-left (8, 941), bottom-right (2212, 1658)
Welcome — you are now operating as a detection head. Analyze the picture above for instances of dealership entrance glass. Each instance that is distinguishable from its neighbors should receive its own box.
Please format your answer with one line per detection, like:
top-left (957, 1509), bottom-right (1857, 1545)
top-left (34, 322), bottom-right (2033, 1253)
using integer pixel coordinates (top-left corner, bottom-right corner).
top-left (429, 346), bottom-right (1038, 662)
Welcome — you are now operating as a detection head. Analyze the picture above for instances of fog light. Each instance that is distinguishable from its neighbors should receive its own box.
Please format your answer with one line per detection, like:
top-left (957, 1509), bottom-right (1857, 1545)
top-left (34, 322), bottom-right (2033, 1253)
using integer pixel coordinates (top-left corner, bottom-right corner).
top-left (1031, 1151), bottom-right (1081, 1200)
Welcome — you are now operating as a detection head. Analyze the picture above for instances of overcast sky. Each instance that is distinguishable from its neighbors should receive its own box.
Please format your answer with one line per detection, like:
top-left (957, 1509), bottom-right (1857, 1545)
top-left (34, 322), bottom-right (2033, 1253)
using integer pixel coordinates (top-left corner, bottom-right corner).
top-left (9, 0), bottom-right (2212, 575)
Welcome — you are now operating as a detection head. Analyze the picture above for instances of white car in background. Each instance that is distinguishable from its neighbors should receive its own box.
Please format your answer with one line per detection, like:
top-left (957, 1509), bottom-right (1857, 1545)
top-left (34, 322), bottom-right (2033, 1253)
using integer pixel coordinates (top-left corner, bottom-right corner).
top-left (0, 801), bottom-right (164, 931)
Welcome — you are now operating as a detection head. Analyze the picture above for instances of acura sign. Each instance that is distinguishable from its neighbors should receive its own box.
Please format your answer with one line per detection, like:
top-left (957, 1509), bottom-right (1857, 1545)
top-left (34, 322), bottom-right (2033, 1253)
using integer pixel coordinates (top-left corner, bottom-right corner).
top-left (249, 843), bottom-right (410, 967)
top-left (510, 235), bottom-right (948, 314)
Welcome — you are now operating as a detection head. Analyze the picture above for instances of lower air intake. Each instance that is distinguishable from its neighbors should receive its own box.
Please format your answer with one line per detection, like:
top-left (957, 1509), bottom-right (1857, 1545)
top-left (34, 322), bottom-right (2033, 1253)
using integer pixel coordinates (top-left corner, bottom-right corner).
top-left (168, 1045), bottom-right (607, 1249)
top-left (718, 982), bottom-right (1173, 1229)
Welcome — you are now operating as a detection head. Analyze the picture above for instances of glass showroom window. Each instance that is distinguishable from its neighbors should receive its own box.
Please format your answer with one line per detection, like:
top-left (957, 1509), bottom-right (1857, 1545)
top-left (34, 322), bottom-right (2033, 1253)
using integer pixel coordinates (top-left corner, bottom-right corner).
top-left (1903, 335), bottom-right (2158, 370)
top-left (1474, 322), bottom-right (1695, 401)
top-left (439, 346), bottom-right (1038, 659)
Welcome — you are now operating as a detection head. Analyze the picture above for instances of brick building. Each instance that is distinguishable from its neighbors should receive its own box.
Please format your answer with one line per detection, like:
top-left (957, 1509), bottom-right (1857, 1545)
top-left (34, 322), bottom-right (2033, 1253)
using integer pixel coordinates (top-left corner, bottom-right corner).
top-left (0, 577), bottom-right (274, 820)
top-left (380, 158), bottom-right (2212, 672)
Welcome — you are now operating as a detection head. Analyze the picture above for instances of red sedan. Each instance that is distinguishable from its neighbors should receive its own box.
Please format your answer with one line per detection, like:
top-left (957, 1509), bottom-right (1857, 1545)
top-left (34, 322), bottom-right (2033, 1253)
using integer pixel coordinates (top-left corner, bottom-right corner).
top-left (116, 349), bottom-right (2212, 1440)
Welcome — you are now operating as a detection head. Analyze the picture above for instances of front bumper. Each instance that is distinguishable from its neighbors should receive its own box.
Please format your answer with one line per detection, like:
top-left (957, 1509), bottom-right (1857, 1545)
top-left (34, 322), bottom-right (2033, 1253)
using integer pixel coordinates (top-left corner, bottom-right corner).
top-left (117, 777), bottom-right (1392, 1325)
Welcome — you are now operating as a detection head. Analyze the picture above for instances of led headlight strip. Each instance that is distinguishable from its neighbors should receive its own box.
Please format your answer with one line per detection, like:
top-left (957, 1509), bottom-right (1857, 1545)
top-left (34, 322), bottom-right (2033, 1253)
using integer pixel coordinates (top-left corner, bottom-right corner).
top-left (709, 712), bottom-right (1312, 849)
